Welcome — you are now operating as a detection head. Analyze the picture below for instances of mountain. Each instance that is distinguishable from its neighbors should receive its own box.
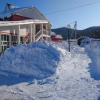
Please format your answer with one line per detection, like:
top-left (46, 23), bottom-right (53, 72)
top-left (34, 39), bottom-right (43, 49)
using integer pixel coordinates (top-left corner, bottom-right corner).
top-left (51, 26), bottom-right (100, 40)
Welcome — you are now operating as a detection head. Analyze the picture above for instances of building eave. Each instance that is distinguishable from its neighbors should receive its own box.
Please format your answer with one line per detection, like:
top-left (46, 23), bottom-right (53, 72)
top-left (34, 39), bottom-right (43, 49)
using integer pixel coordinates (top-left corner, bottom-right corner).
top-left (0, 20), bottom-right (49, 26)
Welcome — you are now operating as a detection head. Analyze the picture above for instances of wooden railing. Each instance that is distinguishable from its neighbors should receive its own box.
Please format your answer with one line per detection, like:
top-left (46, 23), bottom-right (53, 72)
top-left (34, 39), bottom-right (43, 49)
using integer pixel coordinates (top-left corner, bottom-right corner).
top-left (35, 30), bottom-right (42, 41)
top-left (24, 33), bottom-right (29, 43)
top-left (23, 29), bottom-right (50, 43)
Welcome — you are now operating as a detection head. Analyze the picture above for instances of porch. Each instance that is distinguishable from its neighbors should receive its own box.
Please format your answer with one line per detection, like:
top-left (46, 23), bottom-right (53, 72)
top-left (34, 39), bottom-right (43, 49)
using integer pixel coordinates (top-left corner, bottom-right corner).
top-left (0, 20), bottom-right (51, 53)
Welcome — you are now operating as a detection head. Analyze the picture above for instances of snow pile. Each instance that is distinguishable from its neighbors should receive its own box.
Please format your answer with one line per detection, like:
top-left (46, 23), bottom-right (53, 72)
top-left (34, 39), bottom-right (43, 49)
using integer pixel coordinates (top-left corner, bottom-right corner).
top-left (85, 41), bottom-right (100, 80)
top-left (0, 41), bottom-right (60, 79)
top-left (80, 37), bottom-right (92, 47)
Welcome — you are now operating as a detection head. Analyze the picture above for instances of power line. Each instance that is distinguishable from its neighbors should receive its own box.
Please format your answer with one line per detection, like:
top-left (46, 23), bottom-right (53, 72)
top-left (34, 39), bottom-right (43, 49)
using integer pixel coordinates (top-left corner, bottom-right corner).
top-left (78, 25), bottom-right (84, 30)
top-left (49, 18), bottom-right (63, 27)
top-left (61, 22), bottom-right (75, 28)
top-left (45, 0), bottom-right (100, 14)
top-left (77, 23), bottom-right (84, 30)
top-left (51, 20), bottom-right (75, 29)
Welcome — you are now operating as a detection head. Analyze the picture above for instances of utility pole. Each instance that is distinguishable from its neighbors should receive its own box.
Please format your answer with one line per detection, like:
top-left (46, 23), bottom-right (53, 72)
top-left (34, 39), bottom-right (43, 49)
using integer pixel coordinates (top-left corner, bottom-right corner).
top-left (67, 24), bottom-right (70, 52)
top-left (75, 21), bottom-right (77, 39)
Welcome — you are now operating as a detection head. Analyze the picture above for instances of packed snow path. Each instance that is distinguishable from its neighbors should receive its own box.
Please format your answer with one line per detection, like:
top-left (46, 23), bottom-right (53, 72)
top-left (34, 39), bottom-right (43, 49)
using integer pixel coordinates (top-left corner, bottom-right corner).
top-left (0, 41), bottom-right (99, 100)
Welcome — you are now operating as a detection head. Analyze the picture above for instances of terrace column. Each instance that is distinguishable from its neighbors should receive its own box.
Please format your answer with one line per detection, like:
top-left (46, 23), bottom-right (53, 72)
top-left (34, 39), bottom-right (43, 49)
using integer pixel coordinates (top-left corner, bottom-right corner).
top-left (9, 34), bottom-right (12, 47)
top-left (41, 23), bottom-right (43, 40)
top-left (0, 32), bottom-right (1, 53)
top-left (49, 24), bottom-right (51, 41)
top-left (29, 24), bottom-right (32, 43)
top-left (46, 23), bottom-right (48, 41)
top-left (32, 24), bottom-right (35, 42)
top-left (17, 25), bottom-right (20, 44)
top-left (49, 24), bottom-right (51, 36)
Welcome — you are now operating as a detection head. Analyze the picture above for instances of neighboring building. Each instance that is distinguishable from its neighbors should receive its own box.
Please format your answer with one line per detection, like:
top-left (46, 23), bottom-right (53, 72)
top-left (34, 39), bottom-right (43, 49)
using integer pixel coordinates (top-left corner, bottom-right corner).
top-left (51, 32), bottom-right (63, 42)
top-left (0, 3), bottom-right (51, 53)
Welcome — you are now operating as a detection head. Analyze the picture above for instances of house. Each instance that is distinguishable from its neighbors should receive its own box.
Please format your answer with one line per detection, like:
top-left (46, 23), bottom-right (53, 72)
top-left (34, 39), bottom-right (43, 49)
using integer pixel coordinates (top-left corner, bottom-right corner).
top-left (0, 3), bottom-right (51, 53)
top-left (51, 31), bottom-right (63, 42)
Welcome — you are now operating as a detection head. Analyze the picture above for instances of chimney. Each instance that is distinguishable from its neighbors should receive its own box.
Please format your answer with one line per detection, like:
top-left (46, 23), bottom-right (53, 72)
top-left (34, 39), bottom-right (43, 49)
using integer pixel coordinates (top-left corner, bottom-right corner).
top-left (4, 3), bottom-right (19, 12)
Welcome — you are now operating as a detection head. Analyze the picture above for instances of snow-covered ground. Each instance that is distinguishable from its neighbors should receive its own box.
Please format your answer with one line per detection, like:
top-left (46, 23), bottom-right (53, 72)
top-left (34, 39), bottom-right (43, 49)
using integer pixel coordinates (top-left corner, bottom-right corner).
top-left (0, 40), bottom-right (99, 100)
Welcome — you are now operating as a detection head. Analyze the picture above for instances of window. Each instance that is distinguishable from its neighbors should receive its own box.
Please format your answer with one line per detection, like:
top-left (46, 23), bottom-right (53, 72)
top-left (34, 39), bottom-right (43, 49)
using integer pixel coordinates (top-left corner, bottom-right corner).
top-left (3, 42), bottom-right (7, 45)
top-left (1, 46), bottom-right (3, 52)
top-left (4, 46), bottom-right (7, 51)
top-left (4, 35), bottom-right (6, 41)
top-left (1, 35), bottom-right (3, 41)
top-left (1, 46), bottom-right (8, 52)
top-left (14, 36), bottom-right (17, 41)
top-left (1, 35), bottom-right (9, 41)
top-left (20, 37), bottom-right (23, 41)
top-left (12, 36), bottom-right (17, 41)
top-left (7, 35), bottom-right (9, 41)
top-left (1, 35), bottom-right (10, 52)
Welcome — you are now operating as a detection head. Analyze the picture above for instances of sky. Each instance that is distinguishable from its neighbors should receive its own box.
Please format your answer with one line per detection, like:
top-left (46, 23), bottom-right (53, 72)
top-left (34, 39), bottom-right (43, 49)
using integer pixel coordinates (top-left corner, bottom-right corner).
top-left (0, 0), bottom-right (100, 30)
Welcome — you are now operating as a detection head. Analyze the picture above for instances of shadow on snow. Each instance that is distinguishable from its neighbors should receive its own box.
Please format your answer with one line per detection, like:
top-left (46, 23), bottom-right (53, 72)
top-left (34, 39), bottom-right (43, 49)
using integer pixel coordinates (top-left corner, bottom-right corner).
top-left (0, 70), bottom-right (55, 86)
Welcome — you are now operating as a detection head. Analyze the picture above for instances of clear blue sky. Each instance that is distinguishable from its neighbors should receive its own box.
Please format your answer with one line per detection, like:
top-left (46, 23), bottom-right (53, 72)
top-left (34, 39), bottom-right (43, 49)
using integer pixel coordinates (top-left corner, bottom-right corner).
top-left (0, 0), bottom-right (100, 30)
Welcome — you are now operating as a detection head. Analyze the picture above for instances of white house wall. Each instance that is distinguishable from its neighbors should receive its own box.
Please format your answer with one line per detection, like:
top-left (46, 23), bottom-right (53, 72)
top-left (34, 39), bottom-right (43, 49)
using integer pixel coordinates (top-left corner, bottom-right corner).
top-left (20, 25), bottom-right (27, 35)
top-left (0, 26), bottom-right (11, 34)
top-left (0, 26), bottom-right (27, 35)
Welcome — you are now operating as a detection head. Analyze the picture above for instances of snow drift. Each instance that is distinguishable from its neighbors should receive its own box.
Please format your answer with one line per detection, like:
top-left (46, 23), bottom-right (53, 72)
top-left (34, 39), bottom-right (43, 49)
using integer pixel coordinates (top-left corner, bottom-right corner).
top-left (0, 41), bottom-right (60, 79)
top-left (84, 41), bottom-right (100, 80)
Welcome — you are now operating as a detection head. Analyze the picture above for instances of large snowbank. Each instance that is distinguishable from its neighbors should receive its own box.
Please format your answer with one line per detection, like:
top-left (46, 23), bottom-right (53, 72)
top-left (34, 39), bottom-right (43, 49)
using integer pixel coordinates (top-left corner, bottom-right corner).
top-left (84, 41), bottom-right (100, 80)
top-left (0, 41), bottom-right (60, 79)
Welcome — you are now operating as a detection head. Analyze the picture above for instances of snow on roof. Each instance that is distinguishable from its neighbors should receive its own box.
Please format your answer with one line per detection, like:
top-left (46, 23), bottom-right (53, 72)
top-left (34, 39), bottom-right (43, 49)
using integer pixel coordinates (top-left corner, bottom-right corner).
top-left (0, 6), bottom-right (29, 19)
top-left (13, 7), bottom-right (48, 20)
top-left (55, 35), bottom-right (63, 39)
top-left (0, 4), bottom-right (49, 21)
top-left (50, 32), bottom-right (56, 36)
